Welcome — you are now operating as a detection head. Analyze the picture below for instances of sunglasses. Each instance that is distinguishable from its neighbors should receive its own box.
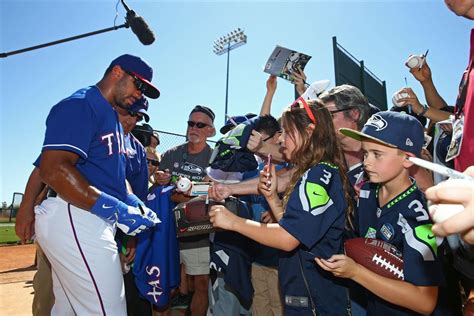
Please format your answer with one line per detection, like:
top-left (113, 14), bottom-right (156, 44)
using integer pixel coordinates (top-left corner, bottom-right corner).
top-left (147, 158), bottom-right (160, 167)
top-left (328, 106), bottom-right (356, 115)
top-left (127, 110), bottom-right (144, 122)
top-left (123, 69), bottom-right (148, 94)
top-left (187, 121), bottom-right (209, 129)
top-left (290, 97), bottom-right (316, 124)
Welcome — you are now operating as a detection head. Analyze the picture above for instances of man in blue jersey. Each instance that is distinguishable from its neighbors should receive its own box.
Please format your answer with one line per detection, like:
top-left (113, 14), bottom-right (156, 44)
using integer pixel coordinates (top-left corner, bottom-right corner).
top-left (34, 54), bottom-right (160, 315)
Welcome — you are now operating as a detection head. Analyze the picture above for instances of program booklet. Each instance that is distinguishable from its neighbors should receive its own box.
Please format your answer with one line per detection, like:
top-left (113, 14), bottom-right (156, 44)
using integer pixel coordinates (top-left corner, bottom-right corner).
top-left (264, 45), bottom-right (312, 83)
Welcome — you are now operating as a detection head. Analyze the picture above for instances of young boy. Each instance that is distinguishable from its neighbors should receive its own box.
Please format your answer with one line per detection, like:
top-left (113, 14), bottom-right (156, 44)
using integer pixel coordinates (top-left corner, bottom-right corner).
top-left (316, 111), bottom-right (444, 315)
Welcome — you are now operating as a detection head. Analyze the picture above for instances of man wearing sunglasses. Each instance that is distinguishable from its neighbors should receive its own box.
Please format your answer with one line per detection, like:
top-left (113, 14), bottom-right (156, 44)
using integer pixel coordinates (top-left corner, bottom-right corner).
top-left (156, 105), bottom-right (215, 316)
top-left (34, 54), bottom-right (160, 315)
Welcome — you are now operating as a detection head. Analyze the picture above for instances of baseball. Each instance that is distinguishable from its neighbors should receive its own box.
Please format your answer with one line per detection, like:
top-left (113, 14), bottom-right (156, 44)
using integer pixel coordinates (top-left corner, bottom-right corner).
top-left (392, 91), bottom-right (410, 107)
top-left (406, 55), bottom-right (423, 69)
top-left (176, 177), bottom-right (192, 192)
top-left (429, 203), bottom-right (464, 223)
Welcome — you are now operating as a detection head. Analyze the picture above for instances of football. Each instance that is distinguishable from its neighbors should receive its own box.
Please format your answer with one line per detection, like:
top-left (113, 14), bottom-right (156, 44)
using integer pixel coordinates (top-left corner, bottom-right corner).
top-left (344, 238), bottom-right (404, 280)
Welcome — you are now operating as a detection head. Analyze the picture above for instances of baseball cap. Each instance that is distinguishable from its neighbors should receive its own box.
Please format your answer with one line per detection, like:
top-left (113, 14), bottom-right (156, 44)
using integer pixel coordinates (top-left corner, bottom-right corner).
top-left (190, 105), bottom-right (215, 123)
top-left (129, 97), bottom-right (150, 122)
top-left (220, 113), bottom-right (257, 134)
top-left (109, 54), bottom-right (160, 99)
top-left (339, 111), bottom-right (424, 157)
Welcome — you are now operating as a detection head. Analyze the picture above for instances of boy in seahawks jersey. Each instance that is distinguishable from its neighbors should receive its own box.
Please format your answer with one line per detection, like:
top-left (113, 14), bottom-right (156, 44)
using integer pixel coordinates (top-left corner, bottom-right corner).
top-left (317, 111), bottom-right (444, 315)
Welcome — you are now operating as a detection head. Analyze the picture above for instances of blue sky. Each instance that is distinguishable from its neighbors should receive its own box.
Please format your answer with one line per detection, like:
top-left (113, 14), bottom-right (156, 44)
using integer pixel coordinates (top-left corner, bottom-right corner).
top-left (1, 0), bottom-right (472, 202)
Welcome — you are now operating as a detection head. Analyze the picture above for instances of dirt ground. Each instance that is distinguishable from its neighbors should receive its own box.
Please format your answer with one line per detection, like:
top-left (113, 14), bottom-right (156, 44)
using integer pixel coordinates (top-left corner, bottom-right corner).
top-left (0, 243), bottom-right (36, 315)
top-left (0, 244), bottom-right (186, 315)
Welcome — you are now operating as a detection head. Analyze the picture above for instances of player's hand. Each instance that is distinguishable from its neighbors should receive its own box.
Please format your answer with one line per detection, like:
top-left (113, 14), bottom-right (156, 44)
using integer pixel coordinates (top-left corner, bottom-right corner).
top-left (15, 202), bottom-right (35, 244)
top-left (407, 57), bottom-right (432, 83)
top-left (208, 182), bottom-right (232, 202)
top-left (247, 130), bottom-right (264, 153)
top-left (258, 163), bottom-right (278, 201)
top-left (209, 205), bottom-right (239, 231)
top-left (425, 167), bottom-right (474, 244)
top-left (125, 193), bottom-right (144, 207)
top-left (315, 254), bottom-right (360, 279)
top-left (117, 205), bottom-right (161, 236)
top-left (266, 75), bottom-right (277, 95)
top-left (154, 169), bottom-right (171, 186)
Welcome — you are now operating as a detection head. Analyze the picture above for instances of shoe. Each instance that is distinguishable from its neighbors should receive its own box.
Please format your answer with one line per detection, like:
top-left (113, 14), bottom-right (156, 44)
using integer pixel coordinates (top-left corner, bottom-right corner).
top-left (171, 293), bottom-right (191, 309)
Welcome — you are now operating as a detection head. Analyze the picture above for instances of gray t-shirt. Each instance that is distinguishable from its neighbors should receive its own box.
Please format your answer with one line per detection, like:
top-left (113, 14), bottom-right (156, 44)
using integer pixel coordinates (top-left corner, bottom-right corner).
top-left (160, 142), bottom-right (212, 248)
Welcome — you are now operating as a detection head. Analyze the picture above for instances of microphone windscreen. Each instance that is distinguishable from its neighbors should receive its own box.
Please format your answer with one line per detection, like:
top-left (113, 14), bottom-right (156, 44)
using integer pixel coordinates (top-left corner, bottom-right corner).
top-left (127, 11), bottom-right (155, 45)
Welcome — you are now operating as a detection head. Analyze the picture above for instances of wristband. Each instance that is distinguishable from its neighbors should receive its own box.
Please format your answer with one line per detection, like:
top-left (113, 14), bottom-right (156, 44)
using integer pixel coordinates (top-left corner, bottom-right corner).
top-left (419, 105), bottom-right (429, 117)
top-left (90, 192), bottom-right (121, 221)
top-left (125, 193), bottom-right (143, 207)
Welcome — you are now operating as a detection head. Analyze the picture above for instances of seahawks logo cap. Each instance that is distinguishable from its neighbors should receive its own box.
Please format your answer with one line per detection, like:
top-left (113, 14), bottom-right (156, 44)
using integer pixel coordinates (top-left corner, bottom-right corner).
top-left (339, 111), bottom-right (424, 157)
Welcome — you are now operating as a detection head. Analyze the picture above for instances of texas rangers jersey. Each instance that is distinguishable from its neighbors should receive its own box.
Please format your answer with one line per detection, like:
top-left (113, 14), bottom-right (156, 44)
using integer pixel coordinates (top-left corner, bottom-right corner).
top-left (41, 86), bottom-right (127, 201)
top-left (357, 181), bottom-right (444, 315)
top-left (125, 133), bottom-right (148, 201)
top-left (278, 162), bottom-right (349, 315)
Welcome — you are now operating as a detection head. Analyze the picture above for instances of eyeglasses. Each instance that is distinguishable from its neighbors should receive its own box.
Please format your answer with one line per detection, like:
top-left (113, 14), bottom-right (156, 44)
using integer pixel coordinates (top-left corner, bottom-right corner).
top-left (290, 97), bottom-right (316, 124)
top-left (123, 69), bottom-right (147, 94)
top-left (328, 106), bottom-right (356, 115)
top-left (127, 110), bottom-right (144, 122)
top-left (147, 158), bottom-right (160, 167)
top-left (187, 121), bottom-right (209, 129)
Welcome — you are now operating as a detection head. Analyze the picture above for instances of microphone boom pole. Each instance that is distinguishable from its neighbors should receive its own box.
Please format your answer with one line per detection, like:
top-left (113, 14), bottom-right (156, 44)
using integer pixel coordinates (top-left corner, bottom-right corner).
top-left (0, 23), bottom-right (128, 58)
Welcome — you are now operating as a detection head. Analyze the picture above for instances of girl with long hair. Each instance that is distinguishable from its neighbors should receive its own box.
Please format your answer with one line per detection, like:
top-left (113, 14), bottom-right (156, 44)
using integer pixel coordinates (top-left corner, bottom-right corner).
top-left (209, 98), bottom-right (353, 315)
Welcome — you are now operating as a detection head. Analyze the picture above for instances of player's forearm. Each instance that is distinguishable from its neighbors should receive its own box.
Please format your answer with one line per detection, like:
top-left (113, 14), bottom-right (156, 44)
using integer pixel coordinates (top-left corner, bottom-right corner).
top-left (352, 266), bottom-right (438, 314)
top-left (421, 79), bottom-right (448, 110)
top-left (40, 157), bottom-right (100, 210)
top-left (231, 218), bottom-right (298, 251)
top-left (20, 167), bottom-right (47, 211)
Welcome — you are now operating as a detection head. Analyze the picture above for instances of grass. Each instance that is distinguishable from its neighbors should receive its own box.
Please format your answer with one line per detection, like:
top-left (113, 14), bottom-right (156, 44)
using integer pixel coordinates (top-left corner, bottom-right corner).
top-left (0, 224), bottom-right (19, 244)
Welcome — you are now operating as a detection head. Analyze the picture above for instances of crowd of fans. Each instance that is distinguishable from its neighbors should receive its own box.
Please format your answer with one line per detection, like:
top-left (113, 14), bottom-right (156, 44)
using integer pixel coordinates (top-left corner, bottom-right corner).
top-left (14, 1), bottom-right (474, 315)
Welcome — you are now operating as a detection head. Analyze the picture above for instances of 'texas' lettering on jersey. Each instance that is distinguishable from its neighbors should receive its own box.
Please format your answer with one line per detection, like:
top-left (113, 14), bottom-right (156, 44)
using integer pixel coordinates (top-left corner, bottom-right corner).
top-left (101, 131), bottom-right (127, 155)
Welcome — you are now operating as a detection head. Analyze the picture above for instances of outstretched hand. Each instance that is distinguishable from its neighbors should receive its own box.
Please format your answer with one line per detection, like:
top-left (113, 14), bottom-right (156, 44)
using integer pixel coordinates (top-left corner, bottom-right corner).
top-left (425, 166), bottom-right (474, 244)
top-left (407, 57), bottom-right (432, 83)
top-left (209, 204), bottom-right (240, 231)
top-left (208, 182), bottom-right (232, 202)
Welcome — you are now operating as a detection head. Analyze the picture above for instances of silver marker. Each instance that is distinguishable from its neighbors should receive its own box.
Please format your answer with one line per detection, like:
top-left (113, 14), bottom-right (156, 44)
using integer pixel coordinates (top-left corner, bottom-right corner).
top-left (408, 157), bottom-right (474, 181)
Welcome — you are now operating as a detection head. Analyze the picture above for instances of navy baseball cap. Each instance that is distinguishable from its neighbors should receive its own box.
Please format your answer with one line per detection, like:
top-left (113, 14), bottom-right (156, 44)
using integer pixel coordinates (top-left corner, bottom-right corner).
top-left (220, 113), bottom-right (257, 134)
top-left (129, 97), bottom-right (150, 122)
top-left (109, 54), bottom-right (160, 99)
top-left (339, 111), bottom-right (424, 156)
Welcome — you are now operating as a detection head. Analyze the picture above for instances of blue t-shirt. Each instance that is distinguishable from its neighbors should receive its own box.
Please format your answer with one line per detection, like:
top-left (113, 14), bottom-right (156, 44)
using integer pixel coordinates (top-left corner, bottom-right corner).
top-left (41, 86), bottom-right (127, 201)
top-left (125, 133), bottom-right (148, 201)
top-left (278, 162), bottom-right (349, 315)
top-left (357, 180), bottom-right (444, 315)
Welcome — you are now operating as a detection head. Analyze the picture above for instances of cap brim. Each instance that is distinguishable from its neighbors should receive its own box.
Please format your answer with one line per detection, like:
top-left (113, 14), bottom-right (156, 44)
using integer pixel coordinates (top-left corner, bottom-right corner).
top-left (220, 125), bottom-right (232, 134)
top-left (338, 128), bottom-right (397, 148)
top-left (132, 72), bottom-right (160, 99)
top-left (138, 109), bottom-right (150, 123)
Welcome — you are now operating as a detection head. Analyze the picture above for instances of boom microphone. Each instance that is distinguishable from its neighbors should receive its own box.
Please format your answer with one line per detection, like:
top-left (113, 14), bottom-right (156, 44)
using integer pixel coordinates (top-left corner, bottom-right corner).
top-left (121, 0), bottom-right (155, 45)
top-left (126, 11), bottom-right (155, 45)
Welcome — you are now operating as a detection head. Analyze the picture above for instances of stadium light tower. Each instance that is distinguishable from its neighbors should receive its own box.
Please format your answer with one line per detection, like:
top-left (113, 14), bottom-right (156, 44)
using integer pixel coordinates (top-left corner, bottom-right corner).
top-left (213, 28), bottom-right (247, 123)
